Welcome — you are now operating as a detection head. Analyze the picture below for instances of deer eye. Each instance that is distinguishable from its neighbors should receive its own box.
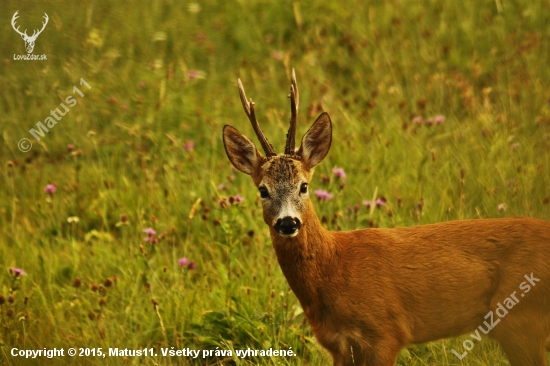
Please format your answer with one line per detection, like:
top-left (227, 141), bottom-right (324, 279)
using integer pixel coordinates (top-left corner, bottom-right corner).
top-left (259, 187), bottom-right (269, 198)
top-left (300, 182), bottom-right (308, 194)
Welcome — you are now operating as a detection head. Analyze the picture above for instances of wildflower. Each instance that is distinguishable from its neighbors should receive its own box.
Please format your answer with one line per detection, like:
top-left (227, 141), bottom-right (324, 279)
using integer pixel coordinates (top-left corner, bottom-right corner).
top-left (67, 144), bottom-right (75, 151)
top-left (188, 70), bottom-right (206, 79)
top-left (8, 294), bottom-right (14, 303)
top-left (375, 197), bottom-right (387, 207)
top-left (412, 116), bottom-right (423, 124)
top-left (143, 228), bottom-right (156, 236)
top-left (11, 268), bottom-right (25, 277)
top-left (73, 277), bottom-right (81, 288)
top-left (424, 118), bottom-right (434, 127)
top-left (120, 214), bottom-right (128, 223)
top-left (332, 167), bottom-right (347, 179)
top-left (363, 197), bottom-right (386, 209)
top-left (67, 216), bottom-right (80, 224)
top-left (498, 203), bottom-right (507, 212)
top-left (233, 194), bottom-right (244, 202)
top-left (314, 190), bottom-right (333, 201)
top-left (184, 141), bottom-right (194, 151)
top-left (217, 184), bottom-right (227, 191)
top-left (44, 184), bottom-right (56, 194)
top-left (143, 228), bottom-right (158, 243)
top-left (178, 257), bottom-right (196, 270)
top-left (434, 115), bottom-right (445, 124)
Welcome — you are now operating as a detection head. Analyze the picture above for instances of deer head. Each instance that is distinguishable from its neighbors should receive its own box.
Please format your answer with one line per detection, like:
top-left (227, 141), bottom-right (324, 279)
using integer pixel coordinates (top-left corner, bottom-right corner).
top-left (223, 70), bottom-right (332, 238)
top-left (11, 11), bottom-right (49, 54)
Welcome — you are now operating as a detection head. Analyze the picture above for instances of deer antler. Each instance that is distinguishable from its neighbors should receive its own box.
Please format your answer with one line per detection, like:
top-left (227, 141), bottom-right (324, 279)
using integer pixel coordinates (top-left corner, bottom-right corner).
top-left (238, 79), bottom-right (277, 157)
top-left (284, 69), bottom-right (299, 155)
top-left (11, 11), bottom-right (27, 37)
top-left (30, 13), bottom-right (49, 39)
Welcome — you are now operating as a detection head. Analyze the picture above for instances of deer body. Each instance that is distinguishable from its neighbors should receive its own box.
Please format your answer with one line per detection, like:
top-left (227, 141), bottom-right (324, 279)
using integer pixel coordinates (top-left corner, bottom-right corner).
top-left (223, 70), bottom-right (550, 365)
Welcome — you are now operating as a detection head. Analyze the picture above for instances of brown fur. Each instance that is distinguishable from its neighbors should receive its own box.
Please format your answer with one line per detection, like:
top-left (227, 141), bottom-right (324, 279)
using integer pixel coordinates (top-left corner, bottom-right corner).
top-left (269, 200), bottom-right (550, 365)
top-left (223, 77), bottom-right (550, 365)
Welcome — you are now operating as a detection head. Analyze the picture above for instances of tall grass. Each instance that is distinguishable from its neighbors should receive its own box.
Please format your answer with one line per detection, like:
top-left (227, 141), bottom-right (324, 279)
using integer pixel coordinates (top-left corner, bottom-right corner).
top-left (0, 0), bottom-right (549, 364)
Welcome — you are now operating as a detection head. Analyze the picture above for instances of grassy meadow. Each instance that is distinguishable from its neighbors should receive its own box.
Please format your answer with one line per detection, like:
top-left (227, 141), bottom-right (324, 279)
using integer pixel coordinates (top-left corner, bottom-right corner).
top-left (1, 0), bottom-right (550, 364)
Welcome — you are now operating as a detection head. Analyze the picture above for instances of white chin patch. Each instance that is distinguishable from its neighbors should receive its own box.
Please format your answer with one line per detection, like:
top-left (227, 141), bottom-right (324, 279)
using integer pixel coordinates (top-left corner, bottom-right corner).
top-left (278, 231), bottom-right (299, 238)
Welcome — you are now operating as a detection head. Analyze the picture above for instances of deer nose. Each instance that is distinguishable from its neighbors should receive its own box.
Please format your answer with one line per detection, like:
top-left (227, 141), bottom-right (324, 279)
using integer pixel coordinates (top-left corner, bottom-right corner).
top-left (274, 216), bottom-right (302, 236)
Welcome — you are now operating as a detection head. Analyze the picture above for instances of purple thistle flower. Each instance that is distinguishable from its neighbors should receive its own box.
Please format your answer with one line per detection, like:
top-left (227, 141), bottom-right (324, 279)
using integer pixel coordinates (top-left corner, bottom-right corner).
top-left (412, 116), bottom-right (423, 124)
top-left (332, 167), bottom-right (347, 179)
top-left (188, 70), bottom-right (199, 79)
top-left (11, 268), bottom-right (25, 277)
top-left (178, 257), bottom-right (196, 270)
top-left (184, 141), bottom-right (195, 151)
top-left (233, 194), bottom-right (244, 202)
top-left (434, 115), bottom-right (445, 124)
top-left (217, 184), bottom-right (227, 191)
top-left (143, 228), bottom-right (156, 236)
top-left (314, 190), bottom-right (333, 201)
top-left (44, 184), bottom-right (57, 194)
top-left (363, 196), bottom-right (387, 209)
top-left (362, 200), bottom-right (373, 208)
top-left (67, 144), bottom-right (75, 152)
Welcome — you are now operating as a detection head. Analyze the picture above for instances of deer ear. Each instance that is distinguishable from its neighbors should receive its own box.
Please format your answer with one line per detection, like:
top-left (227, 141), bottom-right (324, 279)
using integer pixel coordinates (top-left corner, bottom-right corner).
top-left (298, 112), bottom-right (332, 169)
top-left (223, 125), bottom-right (264, 175)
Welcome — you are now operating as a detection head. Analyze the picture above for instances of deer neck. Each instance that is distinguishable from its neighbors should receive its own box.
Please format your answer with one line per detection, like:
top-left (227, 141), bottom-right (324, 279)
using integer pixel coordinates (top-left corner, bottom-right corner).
top-left (269, 200), bottom-right (335, 314)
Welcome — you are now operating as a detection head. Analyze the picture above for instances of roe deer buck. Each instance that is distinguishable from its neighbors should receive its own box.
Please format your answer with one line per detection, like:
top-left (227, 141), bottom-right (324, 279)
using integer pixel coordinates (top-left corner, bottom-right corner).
top-left (222, 70), bottom-right (550, 366)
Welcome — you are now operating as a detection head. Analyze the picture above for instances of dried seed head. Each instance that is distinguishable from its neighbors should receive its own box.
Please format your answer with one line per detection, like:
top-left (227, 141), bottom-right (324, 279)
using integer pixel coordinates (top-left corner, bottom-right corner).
top-left (8, 294), bottom-right (14, 303)
top-left (90, 284), bottom-right (99, 292)
top-left (6, 308), bottom-right (14, 318)
top-left (24, 296), bottom-right (28, 305)
top-left (151, 298), bottom-right (159, 309)
top-left (88, 311), bottom-right (96, 320)
top-left (99, 298), bottom-right (107, 307)
top-left (0, 294), bottom-right (4, 305)
top-left (104, 278), bottom-right (113, 287)
top-left (73, 277), bottom-right (82, 288)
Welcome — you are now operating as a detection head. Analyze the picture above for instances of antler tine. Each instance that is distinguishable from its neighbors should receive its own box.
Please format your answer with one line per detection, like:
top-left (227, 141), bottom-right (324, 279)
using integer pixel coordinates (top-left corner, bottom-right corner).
top-left (284, 68), bottom-right (299, 155)
top-left (237, 79), bottom-right (277, 157)
top-left (34, 13), bottom-right (49, 37)
top-left (11, 11), bottom-right (27, 37)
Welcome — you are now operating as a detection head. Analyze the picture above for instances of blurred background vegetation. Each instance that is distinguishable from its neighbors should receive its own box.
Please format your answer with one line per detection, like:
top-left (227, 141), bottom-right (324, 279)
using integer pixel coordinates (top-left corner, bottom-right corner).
top-left (0, 0), bottom-right (549, 364)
